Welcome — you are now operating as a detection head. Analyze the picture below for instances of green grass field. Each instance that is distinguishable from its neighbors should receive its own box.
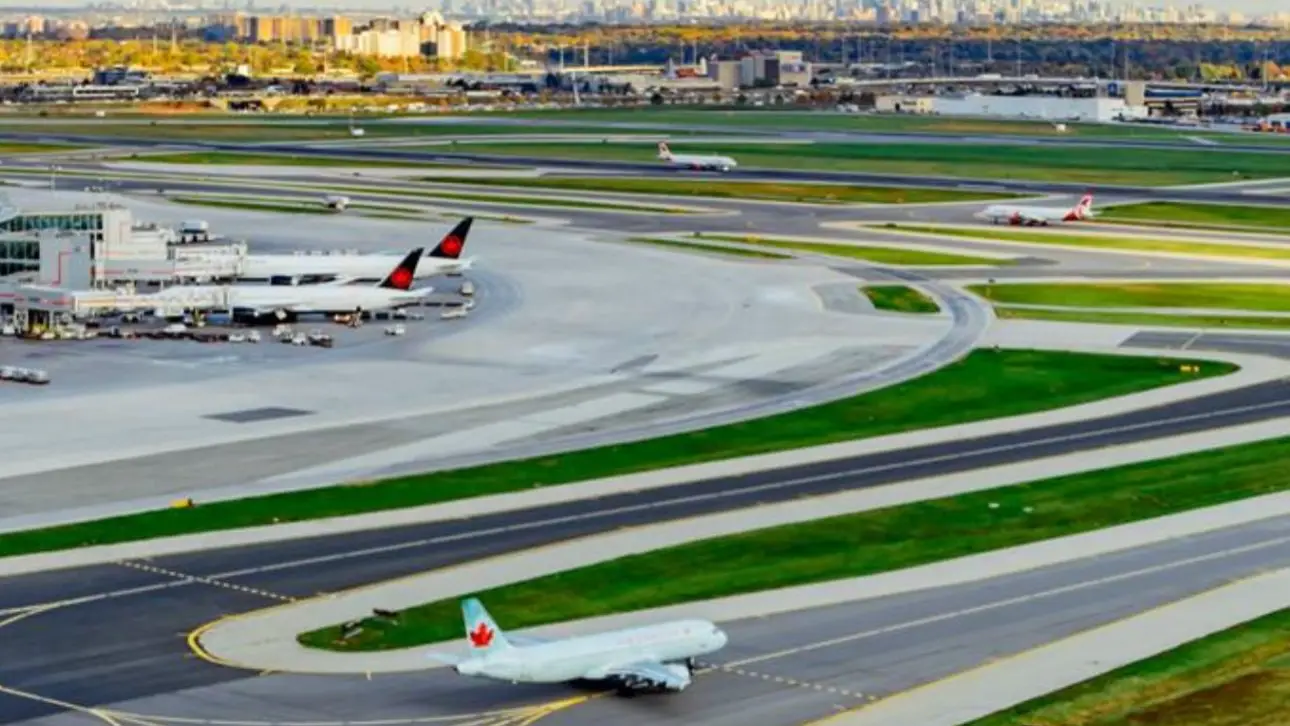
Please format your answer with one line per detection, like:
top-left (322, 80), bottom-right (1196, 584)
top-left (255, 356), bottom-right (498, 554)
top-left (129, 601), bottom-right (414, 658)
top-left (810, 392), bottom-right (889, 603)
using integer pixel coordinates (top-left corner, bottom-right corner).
top-left (885, 224), bottom-right (1290, 263)
top-left (0, 142), bottom-right (80, 153)
top-left (626, 237), bottom-right (793, 259)
top-left (1097, 201), bottom-right (1290, 232)
top-left (862, 285), bottom-right (941, 313)
top-left (135, 151), bottom-right (461, 168)
top-left (965, 605), bottom-right (1290, 726)
top-left (995, 307), bottom-right (1290, 331)
top-left (434, 177), bottom-right (1021, 205)
top-left (489, 108), bottom-right (1290, 145)
top-left (0, 350), bottom-right (1230, 559)
top-left (698, 233), bottom-right (1008, 266)
top-left (0, 121), bottom-right (713, 143)
top-left (446, 140), bottom-right (1287, 186)
top-left (167, 196), bottom-right (338, 215)
top-left (299, 434), bottom-right (1287, 652)
top-left (968, 282), bottom-right (1290, 313)
top-left (318, 185), bottom-right (692, 213)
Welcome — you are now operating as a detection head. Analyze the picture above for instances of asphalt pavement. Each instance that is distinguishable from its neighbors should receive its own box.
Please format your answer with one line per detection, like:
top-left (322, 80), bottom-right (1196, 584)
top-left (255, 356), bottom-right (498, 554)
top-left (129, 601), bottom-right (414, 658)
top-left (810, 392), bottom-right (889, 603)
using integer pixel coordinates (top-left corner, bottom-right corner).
top-left (10, 506), bottom-right (1290, 726)
top-left (1, 379), bottom-right (1289, 724)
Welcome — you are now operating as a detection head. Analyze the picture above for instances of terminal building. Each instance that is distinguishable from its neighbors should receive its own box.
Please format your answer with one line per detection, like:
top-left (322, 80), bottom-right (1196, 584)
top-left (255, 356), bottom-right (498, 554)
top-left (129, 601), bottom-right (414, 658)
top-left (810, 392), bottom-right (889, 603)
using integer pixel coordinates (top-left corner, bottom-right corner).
top-left (0, 201), bottom-right (248, 332)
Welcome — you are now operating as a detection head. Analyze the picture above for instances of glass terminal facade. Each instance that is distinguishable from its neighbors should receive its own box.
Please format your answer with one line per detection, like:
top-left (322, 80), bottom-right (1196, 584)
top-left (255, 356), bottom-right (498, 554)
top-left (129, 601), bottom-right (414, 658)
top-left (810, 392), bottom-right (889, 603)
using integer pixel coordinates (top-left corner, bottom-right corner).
top-left (0, 238), bottom-right (40, 278)
top-left (0, 211), bottom-right (106, 234)
top-left (0, 211), bottom-right (107, 278)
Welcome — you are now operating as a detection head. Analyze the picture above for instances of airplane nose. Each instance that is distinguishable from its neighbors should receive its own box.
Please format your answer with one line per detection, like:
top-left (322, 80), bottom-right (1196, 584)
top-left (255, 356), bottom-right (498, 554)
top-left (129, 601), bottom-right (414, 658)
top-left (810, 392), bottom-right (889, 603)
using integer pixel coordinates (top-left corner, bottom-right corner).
top-left (715, 629), bottom-right (729, 647)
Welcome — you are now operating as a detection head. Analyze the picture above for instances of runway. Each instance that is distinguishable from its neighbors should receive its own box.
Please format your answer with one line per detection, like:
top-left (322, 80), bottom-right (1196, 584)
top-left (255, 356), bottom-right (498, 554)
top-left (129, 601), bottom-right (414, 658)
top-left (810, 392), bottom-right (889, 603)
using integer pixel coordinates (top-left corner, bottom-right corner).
top-left (0, 379), bottom-right (1288, 724)
top-left (3, 131), bottom-right (1289, 204)
top-left (2, 134), bottom-right (1290, 726)
top-left (7, 500), bottom-right (1290, 726)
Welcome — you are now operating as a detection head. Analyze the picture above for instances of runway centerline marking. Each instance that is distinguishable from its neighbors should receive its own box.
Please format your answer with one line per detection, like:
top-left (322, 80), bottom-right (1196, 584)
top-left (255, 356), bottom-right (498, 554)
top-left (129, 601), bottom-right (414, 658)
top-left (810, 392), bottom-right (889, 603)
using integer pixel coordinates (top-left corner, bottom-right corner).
top-left (715, 531), bottom-right (1290, 672)
top-left (116, 560), bottom-right (298, 603)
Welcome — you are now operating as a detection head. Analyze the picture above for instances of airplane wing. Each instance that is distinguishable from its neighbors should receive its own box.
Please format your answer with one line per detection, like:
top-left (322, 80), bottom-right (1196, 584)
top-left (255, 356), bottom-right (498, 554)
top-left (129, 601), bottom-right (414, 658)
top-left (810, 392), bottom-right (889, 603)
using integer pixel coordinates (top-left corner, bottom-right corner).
top-left (583, 660), bottom-right (691, 691)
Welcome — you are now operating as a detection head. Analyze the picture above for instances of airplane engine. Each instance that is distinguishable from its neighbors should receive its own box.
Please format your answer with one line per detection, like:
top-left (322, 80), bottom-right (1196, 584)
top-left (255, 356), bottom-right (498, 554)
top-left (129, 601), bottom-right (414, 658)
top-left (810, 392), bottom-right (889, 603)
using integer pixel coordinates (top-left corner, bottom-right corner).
top-left (662, 663), bottom-right (692, 691)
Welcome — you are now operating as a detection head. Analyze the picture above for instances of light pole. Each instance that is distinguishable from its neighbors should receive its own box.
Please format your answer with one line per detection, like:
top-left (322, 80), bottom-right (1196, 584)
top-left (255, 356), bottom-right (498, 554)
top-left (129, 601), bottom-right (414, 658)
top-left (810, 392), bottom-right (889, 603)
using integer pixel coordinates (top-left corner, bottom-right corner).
top-left (48, 165), bottom-right (59, 190)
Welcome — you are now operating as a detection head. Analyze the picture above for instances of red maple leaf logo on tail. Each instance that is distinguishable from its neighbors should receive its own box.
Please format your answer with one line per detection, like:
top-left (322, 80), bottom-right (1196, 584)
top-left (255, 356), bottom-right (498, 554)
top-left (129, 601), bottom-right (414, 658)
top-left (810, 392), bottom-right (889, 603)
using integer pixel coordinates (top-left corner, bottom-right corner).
top-left (468, 622), bottom-right (494, 647)
top-left (388, 267), bottom-right (413, 289)
top-left (439, 236), bottom-right (463, 258)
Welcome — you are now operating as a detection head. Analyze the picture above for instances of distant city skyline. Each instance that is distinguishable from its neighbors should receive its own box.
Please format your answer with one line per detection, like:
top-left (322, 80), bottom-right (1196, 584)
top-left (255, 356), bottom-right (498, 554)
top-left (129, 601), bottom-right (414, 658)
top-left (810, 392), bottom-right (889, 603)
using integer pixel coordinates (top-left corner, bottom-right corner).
top-left (2, 0), bottom-right (1290, 11)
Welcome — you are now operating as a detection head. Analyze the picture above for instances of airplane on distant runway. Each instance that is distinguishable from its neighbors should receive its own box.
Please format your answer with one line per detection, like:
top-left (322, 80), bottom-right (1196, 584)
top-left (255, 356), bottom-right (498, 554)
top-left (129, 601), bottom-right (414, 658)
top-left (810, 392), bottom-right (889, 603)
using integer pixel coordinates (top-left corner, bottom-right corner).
top-left (657, 142), bottom-right (738, 173)
top-left (974, 193), bottom-right (1095, 226)
top-left (441, 598), bottom-right (728, 696)
top-left (230, 218), bottom-right (475, 284)
top-left (149, 246), bottom-right (433, 323)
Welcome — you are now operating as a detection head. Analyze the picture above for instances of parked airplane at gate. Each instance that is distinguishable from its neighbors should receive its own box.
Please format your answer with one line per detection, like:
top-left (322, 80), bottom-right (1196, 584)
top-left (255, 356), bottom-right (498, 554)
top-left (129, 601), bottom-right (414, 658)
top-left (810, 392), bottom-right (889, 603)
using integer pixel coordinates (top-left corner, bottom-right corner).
top-left (440, 598), bottom-right (728, 695)
top-left (235, 218), bottom-right (474, 284)
top-left (149, 247), bottom-right (432, 323)
top-left (657, 142), bottom-right (738, 173)
top-left (975, 193), bottom-right (1095, 226)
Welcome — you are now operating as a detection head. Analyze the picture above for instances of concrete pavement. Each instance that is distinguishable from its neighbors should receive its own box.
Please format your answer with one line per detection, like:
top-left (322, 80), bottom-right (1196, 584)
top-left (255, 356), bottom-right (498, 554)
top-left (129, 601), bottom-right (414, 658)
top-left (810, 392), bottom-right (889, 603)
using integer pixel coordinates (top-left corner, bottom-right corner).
top-left (1, 345), bottom-right (1279, 577)
top-left (826, 566), bottom-right (1290, 726)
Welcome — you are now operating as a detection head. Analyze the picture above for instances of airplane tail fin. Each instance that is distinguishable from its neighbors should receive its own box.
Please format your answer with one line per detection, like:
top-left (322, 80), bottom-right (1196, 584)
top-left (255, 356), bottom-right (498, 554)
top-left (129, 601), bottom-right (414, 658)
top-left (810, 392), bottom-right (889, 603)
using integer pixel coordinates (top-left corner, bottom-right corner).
top-left (1074, 192), bottom-right (1094, 218)
top-left (462, 598), bottom-right (511, 654)
top-left (429, 218), bottom-right (473, 260)
top-left (376, 247), bottom-right (424, 290)
top-left (657, 141), bottom-right (672, 160)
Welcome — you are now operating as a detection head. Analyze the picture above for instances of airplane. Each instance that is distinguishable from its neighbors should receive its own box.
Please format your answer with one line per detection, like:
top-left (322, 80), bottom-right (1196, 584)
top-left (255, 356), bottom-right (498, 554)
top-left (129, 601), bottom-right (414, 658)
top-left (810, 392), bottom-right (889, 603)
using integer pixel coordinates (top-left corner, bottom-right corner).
top-left (657, 142), bottom-right (738, 173)
top-left (974, 193), bottom-right (1095, 226)
top-left (148, 246), bottom-right (433, 324)
top-left (218, 218), bottom-right (475, 284)
top-left (442, 598), bottom-right (728, 696)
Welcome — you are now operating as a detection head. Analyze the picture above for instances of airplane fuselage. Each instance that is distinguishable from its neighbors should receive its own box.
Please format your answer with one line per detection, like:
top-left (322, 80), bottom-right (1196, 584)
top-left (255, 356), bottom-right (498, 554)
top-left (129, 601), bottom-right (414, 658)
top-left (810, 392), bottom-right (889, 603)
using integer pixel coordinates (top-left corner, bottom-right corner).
top-left (148, 283), bottom-right (429, 315)
top-left (664, 155), bottom-right (737, 172)
top-left (240, 254), bottom-right (464, 282)
top-left (457, 619), bottom-right (726, 687)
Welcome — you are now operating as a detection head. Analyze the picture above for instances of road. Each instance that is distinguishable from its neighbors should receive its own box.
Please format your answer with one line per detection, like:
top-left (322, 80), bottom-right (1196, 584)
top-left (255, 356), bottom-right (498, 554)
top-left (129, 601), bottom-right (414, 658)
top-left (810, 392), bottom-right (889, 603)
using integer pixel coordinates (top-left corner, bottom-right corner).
top-left (1, 379), bottom-right (1288, 724)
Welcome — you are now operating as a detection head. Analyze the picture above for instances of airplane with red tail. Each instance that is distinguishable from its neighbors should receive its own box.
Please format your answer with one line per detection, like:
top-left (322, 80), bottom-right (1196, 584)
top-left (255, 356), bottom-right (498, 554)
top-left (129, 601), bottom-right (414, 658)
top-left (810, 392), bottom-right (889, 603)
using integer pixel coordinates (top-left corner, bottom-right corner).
top-left (225, 218), bottom-right (475, 284)
top-left (975, 193), bottom-right (1096, 226)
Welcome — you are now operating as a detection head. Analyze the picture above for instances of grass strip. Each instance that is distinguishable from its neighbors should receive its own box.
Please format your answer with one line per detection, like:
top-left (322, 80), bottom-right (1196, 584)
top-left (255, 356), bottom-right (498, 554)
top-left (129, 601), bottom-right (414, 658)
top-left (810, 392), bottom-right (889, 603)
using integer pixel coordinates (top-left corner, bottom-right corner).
top-left (435, 177), bottom-right (1021, 205)
top-left (134, 151), bottom-right (461, 169)
top-left (300, 433), bottom-right (1286, 652)
top-left (1097, 201), bottom-right (1290, 233)
top-left (862, 285), bottom-right (940, 313)
top-left (699, 233), bottom-right (1008, 266)
top-left (0, 142), bottom-right (80, 153)
top-left (449, 141), bottom-right (1286, 186)
top-left (964, 605), bottom-right (1290, 726)
top-left (494, 108), bottom-right (1290, 145)
top-left (995, 307), bottom-right (1290, 330)
top-left (0, 350), bottom-right (1231, 559)
top-left (167, 196), bottom-right (337, 215)
top-left (324, 185), bottom-right (693, 214)
top-left (883, 224), bottom-right (1290, 262)
top-left (626, 237), bottom-right (792, 259)
top-left (968, 282), bottom-right (1290, 313)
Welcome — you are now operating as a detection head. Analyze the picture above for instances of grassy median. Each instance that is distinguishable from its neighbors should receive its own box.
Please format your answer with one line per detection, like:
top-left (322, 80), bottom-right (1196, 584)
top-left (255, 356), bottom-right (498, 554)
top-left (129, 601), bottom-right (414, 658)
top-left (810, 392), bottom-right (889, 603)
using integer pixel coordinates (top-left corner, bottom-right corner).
top-left (299, 434), bottom-right (1290, 651)
top-left (884, 224), bottom-right (1290, 263)
top-left (323, 185), bottom-right (693, 214)
top-left (968, 282), bottom-right (1290, 313)
top-left (1097, 201), bottom-right (1290, 233)
top-left (626, 237), bottom-right (792, 259)
top-left (437, 177), bottom-right (1021, 205)
top-left (995, 308), bottom-right (1290, 331)
top-left (862, 285), bottom-right (941, 313)
top-left (697, 234), bottom-right (1008, 266)
top-left (137, 151), bottom-right (460, 168)
top-left (451, 141), bottom-right (1284, 186)
top-left (966, 605), bottom-right (1290, 726)
top-left (0, 350), bottom-right (1232, 559)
